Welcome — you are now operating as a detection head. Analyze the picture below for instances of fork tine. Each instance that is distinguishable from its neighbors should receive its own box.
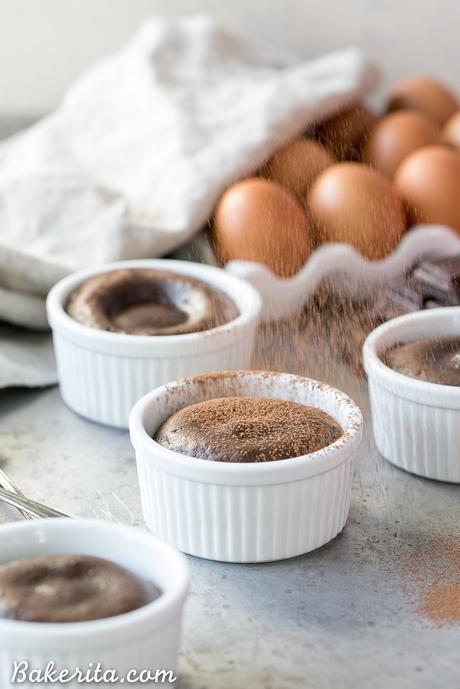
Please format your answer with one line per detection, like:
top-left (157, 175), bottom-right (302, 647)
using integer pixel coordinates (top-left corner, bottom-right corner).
top-left (0, 467), bottom-right (34, 520)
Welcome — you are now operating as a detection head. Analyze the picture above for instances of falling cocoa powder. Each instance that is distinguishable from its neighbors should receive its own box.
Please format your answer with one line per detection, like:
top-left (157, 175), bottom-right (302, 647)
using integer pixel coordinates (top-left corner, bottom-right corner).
top-left (251, 280), bottom-right (460, 629)
top-left (252, 283), bottom-right (377, 398)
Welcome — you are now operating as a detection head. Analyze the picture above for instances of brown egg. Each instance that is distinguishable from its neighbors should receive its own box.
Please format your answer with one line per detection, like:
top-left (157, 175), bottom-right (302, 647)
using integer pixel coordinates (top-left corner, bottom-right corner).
top-left (443, 111), bottom-right (460, 148)
top-left (212, 178), bottom-right (312, 277)
top-left (307, 163), bottom-right (406, 260)
top-left (387, 76), bottom-right (458, 127)
top-left (260, 138), bottom-right (333, 203)
top-left (394, 146), bottom-right (460, 233)
top-left (363, 110), bottom-right (442, 178)
top-left (314, 105), bottom-right (378, 160)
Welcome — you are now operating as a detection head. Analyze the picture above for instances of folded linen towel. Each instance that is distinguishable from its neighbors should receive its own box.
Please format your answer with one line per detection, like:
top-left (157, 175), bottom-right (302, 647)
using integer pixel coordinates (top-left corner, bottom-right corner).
top-left (0, 15), bottom-right (379, 386)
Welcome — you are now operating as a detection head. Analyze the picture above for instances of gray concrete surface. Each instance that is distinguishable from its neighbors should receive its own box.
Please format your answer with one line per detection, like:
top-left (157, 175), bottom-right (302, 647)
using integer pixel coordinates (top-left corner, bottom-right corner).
top-left (0, 322), bottom-right (459, 689)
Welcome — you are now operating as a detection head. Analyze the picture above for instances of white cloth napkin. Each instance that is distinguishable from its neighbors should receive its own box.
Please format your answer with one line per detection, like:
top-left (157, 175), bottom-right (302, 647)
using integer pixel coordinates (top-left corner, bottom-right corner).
top-left (0, 15), bottom-right (379, 387)
top-left (0, 324), bottom-right (57, 389)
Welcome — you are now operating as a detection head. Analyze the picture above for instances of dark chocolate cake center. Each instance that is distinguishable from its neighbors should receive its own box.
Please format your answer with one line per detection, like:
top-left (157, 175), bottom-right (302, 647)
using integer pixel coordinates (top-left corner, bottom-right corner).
top-left (66, 268), bottom-right (239, 336)
top-left (154, 396), bottom-right (343, 463)
top-left (383, 336), bottom-right (460, 386)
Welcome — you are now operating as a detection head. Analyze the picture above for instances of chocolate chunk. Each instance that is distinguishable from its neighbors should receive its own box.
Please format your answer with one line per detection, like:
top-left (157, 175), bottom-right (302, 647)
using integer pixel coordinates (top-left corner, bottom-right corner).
top-left (410, 255), bottom-right (460, 306)
top-left (369, 283), bottom-right (424, 321)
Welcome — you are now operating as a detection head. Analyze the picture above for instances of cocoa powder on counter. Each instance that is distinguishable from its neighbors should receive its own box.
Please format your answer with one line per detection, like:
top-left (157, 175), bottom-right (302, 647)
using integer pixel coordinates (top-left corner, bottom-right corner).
top-left (400, 534), bottom-right (460, 628)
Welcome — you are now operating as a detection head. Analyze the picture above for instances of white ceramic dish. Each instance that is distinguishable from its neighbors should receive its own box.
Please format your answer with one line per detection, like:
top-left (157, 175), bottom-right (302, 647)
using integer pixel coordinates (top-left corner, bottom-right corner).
top-left (129, 370), bottom-right (363, 563)
top-left (176, 224), bottom-right (460, 321)
top-left (363, 307), bottom-right (460, 483)
top-left (0, 518), bottom-right (189, 689)
top-left (46, 259), bottom-right (261, 429)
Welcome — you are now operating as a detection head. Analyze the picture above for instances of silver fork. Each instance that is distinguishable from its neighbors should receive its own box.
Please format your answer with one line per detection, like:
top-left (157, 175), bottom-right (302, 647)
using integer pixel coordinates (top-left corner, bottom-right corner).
top-left (0, 468), bottom-right (69, 520)
top-left (0, 467), bottom-right (33, 520)
top-left (0, 487), bottom-right (68, 519)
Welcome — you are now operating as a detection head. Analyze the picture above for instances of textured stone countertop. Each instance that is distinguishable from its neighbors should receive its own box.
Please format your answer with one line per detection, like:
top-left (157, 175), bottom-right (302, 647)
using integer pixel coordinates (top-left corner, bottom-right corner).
top-left (0, 319), bottom-right (459, 689)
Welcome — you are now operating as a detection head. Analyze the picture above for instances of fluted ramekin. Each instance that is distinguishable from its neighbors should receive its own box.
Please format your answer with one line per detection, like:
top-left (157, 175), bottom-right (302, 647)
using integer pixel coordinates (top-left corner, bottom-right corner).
top-left (129, 370), bottom-right (363, 563)
top-left (363, 307), bottom-right (460, 483)
top-left (46, 259), bottom-right (261, 429)
top-left (0, 518), bottom-right (189, 689)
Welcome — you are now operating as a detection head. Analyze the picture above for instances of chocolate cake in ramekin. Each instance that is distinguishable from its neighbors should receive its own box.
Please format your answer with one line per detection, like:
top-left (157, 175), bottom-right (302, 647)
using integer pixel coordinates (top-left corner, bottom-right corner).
top-left (0, 518), bottom-right (189, 688)
top-left (46, 259), bottom-right (261, 428)
top-left (364, 306), bottom-right (460, 482)
top-left (129, 370), bottom-right (363, 563)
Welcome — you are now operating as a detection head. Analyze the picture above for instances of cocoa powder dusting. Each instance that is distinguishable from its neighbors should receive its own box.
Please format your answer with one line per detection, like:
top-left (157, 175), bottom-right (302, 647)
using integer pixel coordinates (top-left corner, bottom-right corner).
top-left (399, 534), bottom-right (460, 628)
top-left (252, 283), bottom-right (376, 403)
top-left (154, 396), bottom-right (343, 462)
top-left (420, 582), bottom-right (460, 627)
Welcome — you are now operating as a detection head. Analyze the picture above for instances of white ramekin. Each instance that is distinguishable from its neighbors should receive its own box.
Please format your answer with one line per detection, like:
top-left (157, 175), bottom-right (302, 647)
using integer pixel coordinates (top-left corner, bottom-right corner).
top-left (129, 370), bottom-right (363, 563)
top-left (363, 307), bottom-right (460, 483)
top-left (46, 259), bottom-right (261, 429)
top-left (0, 518), bottom-right (189, 689)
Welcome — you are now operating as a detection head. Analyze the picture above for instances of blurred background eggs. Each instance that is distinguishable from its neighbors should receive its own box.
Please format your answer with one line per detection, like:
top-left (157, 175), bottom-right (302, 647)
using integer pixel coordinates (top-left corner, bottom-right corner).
top-left (210, 74), bottom-right (460, 278)
top-left (443, 112), bottom-right (460, 149)
top-left (387, 76), bottom-right (458, 127)
top-left (313, 105), bottom-right (377, 160)
top-left (212, 178), bottom-right (312, 277)
top-left (308, 163), bottom-right (406, 260)
top-left (260, 138), bottom-right (333, 204)
top-left (394, 145), bottom-right (460, 233)
top-left (363, 110), bottom-right (441, 178)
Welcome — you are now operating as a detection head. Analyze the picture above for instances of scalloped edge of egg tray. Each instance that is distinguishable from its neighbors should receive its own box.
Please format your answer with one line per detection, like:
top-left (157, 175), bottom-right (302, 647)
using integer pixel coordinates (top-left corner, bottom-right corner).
top-left (223, 225), bottom-right (460, 322)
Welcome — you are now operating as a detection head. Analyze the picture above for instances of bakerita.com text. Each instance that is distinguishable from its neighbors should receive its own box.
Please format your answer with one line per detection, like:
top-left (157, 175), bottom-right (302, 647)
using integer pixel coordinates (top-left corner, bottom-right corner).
top-left (11, 661), bottom-right (176, 684)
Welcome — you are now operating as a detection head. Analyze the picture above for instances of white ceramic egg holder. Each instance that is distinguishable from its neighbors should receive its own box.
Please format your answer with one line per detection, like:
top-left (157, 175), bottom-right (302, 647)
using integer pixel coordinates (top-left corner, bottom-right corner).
top-left (175, 225), bottom-right (460, 321)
